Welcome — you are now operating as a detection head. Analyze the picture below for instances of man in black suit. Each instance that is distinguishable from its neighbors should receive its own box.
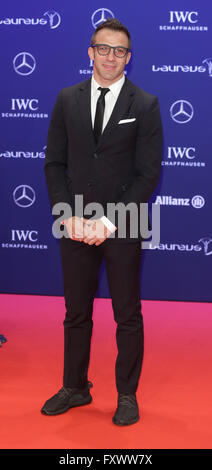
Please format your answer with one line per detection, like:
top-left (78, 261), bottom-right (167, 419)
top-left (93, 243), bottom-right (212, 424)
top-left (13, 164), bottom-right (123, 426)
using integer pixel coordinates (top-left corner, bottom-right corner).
top-left (41, 19), bottom-right (163, 425)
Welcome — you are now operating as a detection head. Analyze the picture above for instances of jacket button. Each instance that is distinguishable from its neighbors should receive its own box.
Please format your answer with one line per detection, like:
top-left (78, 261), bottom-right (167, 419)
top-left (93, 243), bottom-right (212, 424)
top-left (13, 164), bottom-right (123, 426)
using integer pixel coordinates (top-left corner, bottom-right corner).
top-left (93, 153), bottom-right (98, 159)
top-left (87, 182), bottom-right (92, 187)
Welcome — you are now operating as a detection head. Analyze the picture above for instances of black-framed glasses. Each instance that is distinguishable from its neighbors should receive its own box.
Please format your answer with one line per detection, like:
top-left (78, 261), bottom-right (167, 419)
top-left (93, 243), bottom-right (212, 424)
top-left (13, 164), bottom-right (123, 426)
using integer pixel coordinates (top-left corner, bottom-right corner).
top-left (91, 43), bottom-right (130, 58)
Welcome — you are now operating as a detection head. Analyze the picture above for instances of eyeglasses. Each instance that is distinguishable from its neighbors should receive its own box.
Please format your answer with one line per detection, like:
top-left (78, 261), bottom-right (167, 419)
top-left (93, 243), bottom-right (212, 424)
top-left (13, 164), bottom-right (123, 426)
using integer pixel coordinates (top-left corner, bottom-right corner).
top-left (91, 43), bottom-right (130, 58)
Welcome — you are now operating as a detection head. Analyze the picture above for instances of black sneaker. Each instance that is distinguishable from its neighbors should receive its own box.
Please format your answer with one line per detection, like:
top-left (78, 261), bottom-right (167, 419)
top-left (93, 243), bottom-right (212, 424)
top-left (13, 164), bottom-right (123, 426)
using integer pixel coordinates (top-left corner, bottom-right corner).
top-left (41, 381), bottom-right (93, 415)
top-left (112, 393), bottom-right (140, 426)
top-left (0, 335), bottom-right (7, 347)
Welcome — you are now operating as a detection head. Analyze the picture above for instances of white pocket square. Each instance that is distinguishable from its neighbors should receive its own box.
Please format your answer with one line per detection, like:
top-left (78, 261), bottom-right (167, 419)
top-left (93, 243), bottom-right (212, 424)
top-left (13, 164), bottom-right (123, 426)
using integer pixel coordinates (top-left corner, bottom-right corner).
top-left (118, 118), bottom-right (136, 124)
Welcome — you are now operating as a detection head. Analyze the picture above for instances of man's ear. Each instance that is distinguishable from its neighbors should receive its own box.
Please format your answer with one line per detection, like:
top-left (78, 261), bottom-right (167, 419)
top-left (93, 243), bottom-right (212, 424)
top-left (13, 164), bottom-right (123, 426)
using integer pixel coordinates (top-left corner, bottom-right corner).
top-left (88, 46), bottom-right (94, 62)
top-left (125, 51), bottom-right (131, 65)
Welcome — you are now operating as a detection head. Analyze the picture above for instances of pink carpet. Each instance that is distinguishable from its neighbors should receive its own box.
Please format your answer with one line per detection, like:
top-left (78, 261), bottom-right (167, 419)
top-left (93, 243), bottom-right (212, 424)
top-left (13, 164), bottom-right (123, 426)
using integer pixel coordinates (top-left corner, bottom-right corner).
top-left (0, 294), bottom-right (211, 449)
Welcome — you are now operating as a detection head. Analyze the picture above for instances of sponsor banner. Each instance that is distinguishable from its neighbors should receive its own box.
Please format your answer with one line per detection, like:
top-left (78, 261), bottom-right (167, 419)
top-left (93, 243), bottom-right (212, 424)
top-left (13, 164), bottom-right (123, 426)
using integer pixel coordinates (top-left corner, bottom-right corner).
top-left (91, 8), bottom-right (114, 29)
top-left (152, 58), bottom-right (212, 77)
top-left (1, 98), bottom-right (48, 119)
top-left (1, 229), bottom-right (48, 250)
top-left (170, 100), bottom-right (194, 124)
top-left (155, 195), bottom-right (205, 209)
top-left (0, 2), bottom-right (211, 300)
top-left (149, 238), bottom-right (212, 256)
top-left (13, 185), bottom-right (36, 208)
top-left (13, 52), bottom-right (36, 76)
top-left (162, 147), bottom-right (206, 168)
top-left (0, 147), bottom-right (46, 159)
top-left (0, 11), bottom-right (61, 29)
top-left (159, 11), bottom-right (208, 31)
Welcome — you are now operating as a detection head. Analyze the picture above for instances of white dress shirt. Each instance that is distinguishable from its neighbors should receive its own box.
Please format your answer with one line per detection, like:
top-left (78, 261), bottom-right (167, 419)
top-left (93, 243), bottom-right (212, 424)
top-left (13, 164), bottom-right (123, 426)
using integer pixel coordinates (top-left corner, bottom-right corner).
top-left (91, 74), bottom-right (125, 131)
top-left (91, 74), bottom-right (125, 232)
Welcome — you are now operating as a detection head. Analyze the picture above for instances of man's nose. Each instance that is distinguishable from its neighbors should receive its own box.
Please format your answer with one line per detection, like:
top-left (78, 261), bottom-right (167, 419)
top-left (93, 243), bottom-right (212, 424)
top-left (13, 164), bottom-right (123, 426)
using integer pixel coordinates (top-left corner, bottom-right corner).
top-left (107, 48), bottom-right (115, 60)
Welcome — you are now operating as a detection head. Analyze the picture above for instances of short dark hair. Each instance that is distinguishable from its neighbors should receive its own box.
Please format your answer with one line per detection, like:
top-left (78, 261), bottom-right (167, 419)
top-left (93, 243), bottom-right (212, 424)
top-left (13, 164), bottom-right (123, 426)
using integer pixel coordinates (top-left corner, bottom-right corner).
top-left (90, 18), bottom-right (131, 50)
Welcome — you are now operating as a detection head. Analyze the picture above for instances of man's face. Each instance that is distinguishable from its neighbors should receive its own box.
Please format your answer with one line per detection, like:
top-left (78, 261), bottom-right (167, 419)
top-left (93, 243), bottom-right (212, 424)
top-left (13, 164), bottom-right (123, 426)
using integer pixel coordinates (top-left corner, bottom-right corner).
top-left (88, 28), bottom-right (131, 86)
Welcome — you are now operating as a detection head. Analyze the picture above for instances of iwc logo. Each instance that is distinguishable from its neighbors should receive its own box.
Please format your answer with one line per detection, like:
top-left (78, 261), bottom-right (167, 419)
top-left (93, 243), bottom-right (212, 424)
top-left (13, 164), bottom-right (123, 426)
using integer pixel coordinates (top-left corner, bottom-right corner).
top-left (159, 11), bottom-right (208, 32)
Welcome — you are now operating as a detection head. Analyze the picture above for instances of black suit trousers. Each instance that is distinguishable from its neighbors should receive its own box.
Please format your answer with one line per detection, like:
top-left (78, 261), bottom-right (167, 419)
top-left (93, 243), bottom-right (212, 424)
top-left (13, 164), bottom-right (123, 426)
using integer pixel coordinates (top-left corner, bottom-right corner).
top-left (60, 237), bottom-right (144, 395)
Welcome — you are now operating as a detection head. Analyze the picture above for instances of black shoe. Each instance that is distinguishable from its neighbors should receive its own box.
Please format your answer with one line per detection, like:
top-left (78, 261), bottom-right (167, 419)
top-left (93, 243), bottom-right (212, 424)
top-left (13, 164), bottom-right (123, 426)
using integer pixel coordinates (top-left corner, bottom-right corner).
top-left (112, 393), bottom-right (140, 426)
top-left (41, 381), bottom-right (93, 416)
top-left (0, 335), bottom-right (7, 347)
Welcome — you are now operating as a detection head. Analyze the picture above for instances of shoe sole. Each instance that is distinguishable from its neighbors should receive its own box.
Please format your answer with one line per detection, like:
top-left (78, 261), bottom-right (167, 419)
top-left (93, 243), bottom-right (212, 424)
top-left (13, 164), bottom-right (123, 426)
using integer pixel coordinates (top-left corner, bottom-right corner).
top-left (112, 415), bottom-right (140, 426)
top-left (41, 394), bottom-right (92, 416)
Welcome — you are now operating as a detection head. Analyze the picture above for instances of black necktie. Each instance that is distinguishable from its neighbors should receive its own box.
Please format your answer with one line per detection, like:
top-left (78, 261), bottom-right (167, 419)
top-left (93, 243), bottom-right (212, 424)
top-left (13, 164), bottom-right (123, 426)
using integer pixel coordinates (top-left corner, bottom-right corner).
top-left (93, 87), bottom-right (110, 143)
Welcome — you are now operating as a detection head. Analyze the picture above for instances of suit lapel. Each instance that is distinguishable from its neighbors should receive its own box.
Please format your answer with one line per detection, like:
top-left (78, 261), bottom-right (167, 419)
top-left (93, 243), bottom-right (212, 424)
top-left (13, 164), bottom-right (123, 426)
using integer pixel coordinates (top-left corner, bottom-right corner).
top-left (76, 78), bottom-right (96, 150)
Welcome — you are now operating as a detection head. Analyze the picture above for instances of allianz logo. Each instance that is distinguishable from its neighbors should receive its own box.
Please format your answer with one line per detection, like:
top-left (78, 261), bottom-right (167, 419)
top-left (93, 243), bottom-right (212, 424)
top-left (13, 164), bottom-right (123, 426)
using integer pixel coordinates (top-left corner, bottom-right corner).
top-left (0, 11), bottom-right (61, 29)
top-left (149, 238), bottom-right (212, 256)
top-left (155, 195), bottom-right (205, 209)
top-left (0, 146), bottom-right (46, 159)
top-left (152, 58), bottom-right (212, 77)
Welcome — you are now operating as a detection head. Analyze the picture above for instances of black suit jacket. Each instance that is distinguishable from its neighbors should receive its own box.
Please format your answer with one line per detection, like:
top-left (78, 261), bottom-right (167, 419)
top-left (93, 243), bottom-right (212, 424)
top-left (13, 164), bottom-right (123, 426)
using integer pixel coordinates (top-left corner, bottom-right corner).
top-left (44, 77), bottom-right (163, 240)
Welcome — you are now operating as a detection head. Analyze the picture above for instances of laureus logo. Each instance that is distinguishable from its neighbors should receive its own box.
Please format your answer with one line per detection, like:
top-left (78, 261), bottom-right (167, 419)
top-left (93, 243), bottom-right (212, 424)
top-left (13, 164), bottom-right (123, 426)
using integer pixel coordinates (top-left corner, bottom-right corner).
top-left (198, 238), bottom-right (212, 256)
top-left (152, 58), bottom-right (212, 77)
top-left (0, 11), bottom-right (61, 29)
top-left (43, 11), bottom-right (61, 29)
top-left (202, 58), bottom-right (212, 77)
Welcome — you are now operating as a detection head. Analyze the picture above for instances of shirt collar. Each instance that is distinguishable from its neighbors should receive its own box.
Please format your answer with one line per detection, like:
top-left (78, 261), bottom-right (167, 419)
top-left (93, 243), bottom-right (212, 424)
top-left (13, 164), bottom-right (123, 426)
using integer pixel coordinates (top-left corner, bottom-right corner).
top-left (91, 74), bottom-right (125, 98)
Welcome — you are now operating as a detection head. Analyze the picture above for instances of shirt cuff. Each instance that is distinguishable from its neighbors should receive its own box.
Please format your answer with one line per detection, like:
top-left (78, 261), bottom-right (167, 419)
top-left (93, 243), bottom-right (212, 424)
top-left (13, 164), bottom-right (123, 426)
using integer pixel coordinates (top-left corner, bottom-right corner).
top-left (100, 216), bottom-right (117, 233)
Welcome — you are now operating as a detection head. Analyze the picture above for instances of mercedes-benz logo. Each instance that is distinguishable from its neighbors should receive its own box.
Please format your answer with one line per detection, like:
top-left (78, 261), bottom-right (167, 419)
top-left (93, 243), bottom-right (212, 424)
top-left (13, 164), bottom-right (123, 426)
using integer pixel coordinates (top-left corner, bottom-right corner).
top-left (43, 11), bottom-right (61, 29)
top-left (170, 100), bottom-right (194, 123)
top-left (91, 8), bottom-right (114, 29)
top-left (13, 52), bottom-right (36, 76)
top-left (13, 185), bottom-right (36, 208)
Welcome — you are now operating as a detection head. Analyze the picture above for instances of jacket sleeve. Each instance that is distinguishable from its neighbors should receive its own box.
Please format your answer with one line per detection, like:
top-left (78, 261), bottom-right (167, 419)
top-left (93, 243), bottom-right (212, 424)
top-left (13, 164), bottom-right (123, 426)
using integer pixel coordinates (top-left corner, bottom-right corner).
top-left (44, 90), bottom-right (73, 210)
top-left (117, 96), bottom-right (163, 206)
